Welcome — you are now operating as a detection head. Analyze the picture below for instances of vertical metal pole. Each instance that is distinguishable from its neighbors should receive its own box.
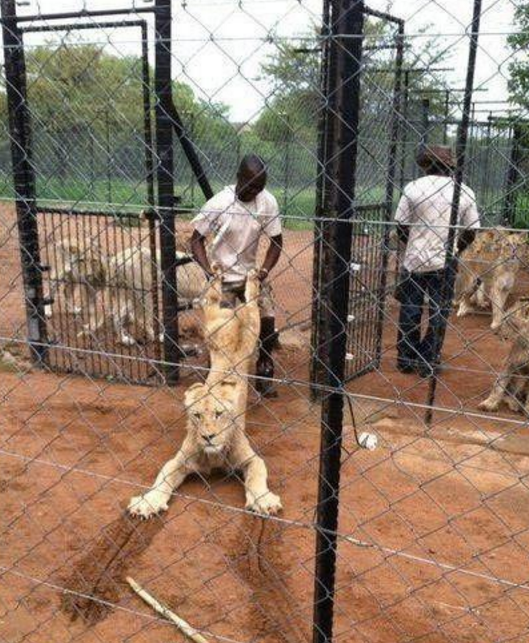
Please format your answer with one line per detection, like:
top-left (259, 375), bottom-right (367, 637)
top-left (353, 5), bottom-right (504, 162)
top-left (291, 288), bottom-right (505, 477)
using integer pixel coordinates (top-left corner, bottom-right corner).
top-left (141, 21), bottom-right (155, 210)
top-left (375, 21), bottom-right (404, 368)
top-left (420, 97), bottom-right (430, 151)
top-left (483, 113), bottom-right (492, 215)
top-left (283, 114), bottom-right (290, 217)
top-left (1, 0), bottom-right (48, 365)
top-left (425, 0), bottom-right (483, 424)
top-left (502, 123), bottom-right (522, 226)
top-left (106, 109), bottom-right (111, 203)
top-left (155, 0), bottom-right (181, 382)
top-left (189, 112), bottom-right (196, 205)
top-left (384, 24), bottom-right (404, 213)
top-left (398, 69), bottom-right (410, 190)
top-left (141, 21), bottom-right (161, 362)
top-left (310, 0), bottom-right (332, 395)
top-left (443, 89), bottom-right (450, 145)
top-left (312, 2), bottom-right (364, 642)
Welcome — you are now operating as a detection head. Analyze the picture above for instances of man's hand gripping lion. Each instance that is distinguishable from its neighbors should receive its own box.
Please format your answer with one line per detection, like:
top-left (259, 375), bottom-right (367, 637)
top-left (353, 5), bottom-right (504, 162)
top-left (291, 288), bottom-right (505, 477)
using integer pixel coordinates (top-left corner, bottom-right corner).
top-left (128, 268), bottom-right (282, 518)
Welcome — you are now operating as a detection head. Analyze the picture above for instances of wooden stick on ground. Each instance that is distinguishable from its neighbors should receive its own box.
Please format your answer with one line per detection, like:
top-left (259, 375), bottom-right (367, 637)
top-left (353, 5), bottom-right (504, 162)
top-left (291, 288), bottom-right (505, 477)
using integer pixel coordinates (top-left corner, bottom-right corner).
top-left (126, 576), bottom-right (210, 643)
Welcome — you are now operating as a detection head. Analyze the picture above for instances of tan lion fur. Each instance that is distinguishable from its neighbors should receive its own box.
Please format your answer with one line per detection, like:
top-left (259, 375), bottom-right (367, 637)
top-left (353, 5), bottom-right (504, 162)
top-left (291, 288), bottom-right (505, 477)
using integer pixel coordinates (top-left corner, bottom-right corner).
top-left (455, 228), bottom-right (528, 330)
top-left (478, 297), bottom-right (529, 414)
top-left (128, 268), bottom-right (282, 518)
top-left (80, 246), bottom-right (206, 346)
top-left (44, 237), bottom-right (106, 320)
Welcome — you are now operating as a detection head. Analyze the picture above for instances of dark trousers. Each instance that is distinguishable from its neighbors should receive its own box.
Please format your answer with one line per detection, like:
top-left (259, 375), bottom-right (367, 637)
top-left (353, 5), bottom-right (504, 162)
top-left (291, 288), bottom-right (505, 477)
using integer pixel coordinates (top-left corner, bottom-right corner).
top-left (397, 267), bottom-right (455, 368)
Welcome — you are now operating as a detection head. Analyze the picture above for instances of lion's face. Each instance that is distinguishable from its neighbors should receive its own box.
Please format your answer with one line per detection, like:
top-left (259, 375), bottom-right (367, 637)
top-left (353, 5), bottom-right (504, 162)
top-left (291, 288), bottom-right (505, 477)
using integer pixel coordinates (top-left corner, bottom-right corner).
top-left (184, 381), bottom-right (238, 455)
top-left (53, 240), bottom-right (105, 285)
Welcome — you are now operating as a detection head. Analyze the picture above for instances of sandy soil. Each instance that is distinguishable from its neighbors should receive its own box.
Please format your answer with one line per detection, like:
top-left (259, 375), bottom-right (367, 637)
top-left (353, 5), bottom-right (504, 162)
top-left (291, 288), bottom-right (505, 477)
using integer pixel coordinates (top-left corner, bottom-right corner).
top-left (3, 204), bottom-right (529, 642)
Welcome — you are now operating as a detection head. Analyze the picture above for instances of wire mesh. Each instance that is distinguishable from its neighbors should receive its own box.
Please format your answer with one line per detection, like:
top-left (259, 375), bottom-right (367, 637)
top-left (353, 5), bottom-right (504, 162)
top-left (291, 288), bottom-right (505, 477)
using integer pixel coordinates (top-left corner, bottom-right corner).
top-left (2, 1), bottom-right (529, 643)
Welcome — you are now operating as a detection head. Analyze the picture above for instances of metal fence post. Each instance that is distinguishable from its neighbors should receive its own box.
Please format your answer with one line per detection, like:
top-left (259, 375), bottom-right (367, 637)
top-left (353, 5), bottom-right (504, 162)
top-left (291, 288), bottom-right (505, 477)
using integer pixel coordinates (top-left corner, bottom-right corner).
top-left (424, 0), bottom-right (483, 424)
top-left (310, 0), bottom-right (332, 397)
top-left (398, 68), bottom-right (410, 190)
top-left (1, 0), bottom-right (48, 365)
top-left (420, 97), bottom-right (430, 152)
top-left (443, 89), bottom-right (450, 144)
top-left (312, 1), bottom-right (364, 641)
top-left (283, 113), bottom-right (291, 217)
top-left (502, 123), bottom-right (523, 226)
top-left (155, 0), bottom-right (181, 383)
top-left (140, 20), bottom-right (161, 363)
top-left (375, 21), bottom-right (404, 368)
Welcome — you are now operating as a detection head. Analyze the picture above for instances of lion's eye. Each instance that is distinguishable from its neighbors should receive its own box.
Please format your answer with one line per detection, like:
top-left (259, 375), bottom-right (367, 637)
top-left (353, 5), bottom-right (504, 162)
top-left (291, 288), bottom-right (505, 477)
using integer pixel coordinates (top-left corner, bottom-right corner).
top-left (215, 410), bottom-right (223, 418)
top-left (193, 412), bottom-right (201, 420)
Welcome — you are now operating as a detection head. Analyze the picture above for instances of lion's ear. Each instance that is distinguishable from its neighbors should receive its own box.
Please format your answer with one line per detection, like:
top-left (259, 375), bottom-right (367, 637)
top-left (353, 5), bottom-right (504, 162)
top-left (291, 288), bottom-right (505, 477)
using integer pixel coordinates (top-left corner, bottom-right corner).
top-left (184, 383), bottom-right (205, 409)
top-left (216, 380), bottom-right (238, 414)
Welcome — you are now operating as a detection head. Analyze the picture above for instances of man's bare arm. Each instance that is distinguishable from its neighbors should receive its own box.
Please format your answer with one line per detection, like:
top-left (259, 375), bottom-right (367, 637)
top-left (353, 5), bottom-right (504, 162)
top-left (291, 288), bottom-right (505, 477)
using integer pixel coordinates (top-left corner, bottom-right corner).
top-left (190, 230), bottom-right (212, 278)
top-left (396, 223), bottom-right (410, 245)
top-left (259, 234), bottom-right (283, 280)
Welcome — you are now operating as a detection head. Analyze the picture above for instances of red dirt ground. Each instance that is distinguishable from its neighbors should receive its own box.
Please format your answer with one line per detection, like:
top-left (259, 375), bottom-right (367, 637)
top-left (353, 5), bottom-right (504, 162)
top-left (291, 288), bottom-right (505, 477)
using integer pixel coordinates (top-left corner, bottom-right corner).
top-left (3, 204), bottom-right (529, 642)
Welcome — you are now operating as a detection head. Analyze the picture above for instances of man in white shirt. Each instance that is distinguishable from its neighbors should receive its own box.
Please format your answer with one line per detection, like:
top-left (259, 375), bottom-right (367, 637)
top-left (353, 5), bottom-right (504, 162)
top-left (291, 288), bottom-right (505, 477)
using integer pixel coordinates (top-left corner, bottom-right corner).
top-left (395, 146), bottom-right (481, 377)
top-left (190, 154), bottom-right (283, 396)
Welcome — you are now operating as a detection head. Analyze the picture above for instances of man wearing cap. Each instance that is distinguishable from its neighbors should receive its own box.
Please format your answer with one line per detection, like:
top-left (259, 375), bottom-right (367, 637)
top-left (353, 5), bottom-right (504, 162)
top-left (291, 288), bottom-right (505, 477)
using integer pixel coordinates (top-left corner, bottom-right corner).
top-left (190, 153), bottom-right (282, 397)
top-left (394, 145), bottom-right (481, 377)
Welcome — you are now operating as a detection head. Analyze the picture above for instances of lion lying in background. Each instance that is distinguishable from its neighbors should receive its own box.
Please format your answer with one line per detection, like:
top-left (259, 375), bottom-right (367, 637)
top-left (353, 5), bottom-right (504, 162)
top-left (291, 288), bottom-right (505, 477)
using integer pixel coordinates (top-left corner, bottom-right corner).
top-left (478, 297), bottom-right (529, 414)
top-left (128, 267), bottom-right (282, 518)
top-left (455, 228), bottom-right (528, 330)
top-left (44, 237), bottom-right (106, 319)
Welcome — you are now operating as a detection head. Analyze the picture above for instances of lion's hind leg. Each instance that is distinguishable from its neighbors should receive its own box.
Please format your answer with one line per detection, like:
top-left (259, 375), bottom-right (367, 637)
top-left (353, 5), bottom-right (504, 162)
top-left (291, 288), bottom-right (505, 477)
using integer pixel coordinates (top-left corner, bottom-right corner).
top-left (202, 262), bottom-right (224, 308)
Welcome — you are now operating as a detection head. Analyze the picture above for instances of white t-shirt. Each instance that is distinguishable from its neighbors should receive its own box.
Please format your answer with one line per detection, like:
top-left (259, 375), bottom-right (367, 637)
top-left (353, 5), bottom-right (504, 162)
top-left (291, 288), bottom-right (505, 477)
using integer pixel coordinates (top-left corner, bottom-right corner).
top-left (395, 175), bottom-right (481, 273)
top-left (192, 185), bottom-right (282, 283)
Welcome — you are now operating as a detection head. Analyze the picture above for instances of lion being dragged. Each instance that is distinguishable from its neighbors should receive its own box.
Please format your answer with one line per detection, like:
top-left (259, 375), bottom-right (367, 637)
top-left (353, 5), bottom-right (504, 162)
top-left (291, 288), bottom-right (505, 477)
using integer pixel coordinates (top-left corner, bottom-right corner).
top-left (128, 267), bottom-right (282, 518)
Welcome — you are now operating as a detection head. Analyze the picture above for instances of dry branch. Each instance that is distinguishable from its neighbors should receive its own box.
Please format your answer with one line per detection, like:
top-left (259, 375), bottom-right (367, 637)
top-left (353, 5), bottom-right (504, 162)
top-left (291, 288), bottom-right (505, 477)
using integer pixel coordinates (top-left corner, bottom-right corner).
top-left (126, 576), bottom-right (210, 643)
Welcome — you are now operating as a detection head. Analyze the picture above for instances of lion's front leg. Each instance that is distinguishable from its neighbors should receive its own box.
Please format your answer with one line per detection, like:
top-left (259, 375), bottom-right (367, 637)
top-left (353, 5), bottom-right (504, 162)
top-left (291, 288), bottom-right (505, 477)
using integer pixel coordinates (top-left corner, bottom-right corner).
top-left (231, 433), bottom-right (282, 516)
top-left (504, 374), bottom-right (526, 412)
top-left (478, 371), bottom-right (512, 412)
top-left (128, 449), bottom-right (190, 519)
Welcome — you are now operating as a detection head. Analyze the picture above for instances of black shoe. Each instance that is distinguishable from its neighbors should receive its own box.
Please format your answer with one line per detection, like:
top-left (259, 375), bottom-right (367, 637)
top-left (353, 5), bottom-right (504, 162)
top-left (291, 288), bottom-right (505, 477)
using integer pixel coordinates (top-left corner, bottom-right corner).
top-left (397, 361), bottom-right (417, 374)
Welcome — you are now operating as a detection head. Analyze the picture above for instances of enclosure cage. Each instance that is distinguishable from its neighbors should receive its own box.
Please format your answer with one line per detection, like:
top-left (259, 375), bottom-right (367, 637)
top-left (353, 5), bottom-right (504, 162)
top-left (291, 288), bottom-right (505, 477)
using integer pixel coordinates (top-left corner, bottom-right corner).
top-left (3, 1), bottom-right (529, 643)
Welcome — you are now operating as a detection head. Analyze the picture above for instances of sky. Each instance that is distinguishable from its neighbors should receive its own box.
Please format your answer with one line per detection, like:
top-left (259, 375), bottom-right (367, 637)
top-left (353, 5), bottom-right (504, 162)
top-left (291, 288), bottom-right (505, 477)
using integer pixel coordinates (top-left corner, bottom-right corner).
top-left (17, 0), bottom-right (520, 122)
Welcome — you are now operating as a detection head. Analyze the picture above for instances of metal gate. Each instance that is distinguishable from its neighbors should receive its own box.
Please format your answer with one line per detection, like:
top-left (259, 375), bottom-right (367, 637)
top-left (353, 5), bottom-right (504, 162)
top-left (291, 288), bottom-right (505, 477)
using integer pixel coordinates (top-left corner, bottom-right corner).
top-left (310, 5), bottom-right (404, 388)
top-left (2, 0), bottom-right (212, 384)
top-left (27, 19), bottom-right (160, 384)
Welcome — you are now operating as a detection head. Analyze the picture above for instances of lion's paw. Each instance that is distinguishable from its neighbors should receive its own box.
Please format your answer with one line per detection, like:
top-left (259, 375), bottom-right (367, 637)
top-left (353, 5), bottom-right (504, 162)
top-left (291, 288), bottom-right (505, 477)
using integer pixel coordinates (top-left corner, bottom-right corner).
top-left (478, 399), bottom-right (498, 412)
top-left (246, 491), bottom-right (282, 516)
top-left (128, 491), bottom-right (169, 519)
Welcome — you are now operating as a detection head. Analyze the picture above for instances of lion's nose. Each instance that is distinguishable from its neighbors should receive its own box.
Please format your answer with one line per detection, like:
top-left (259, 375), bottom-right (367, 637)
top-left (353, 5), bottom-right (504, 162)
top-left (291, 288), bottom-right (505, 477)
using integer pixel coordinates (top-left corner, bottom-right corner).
top-left (203, 434), bottom-right (215, 442)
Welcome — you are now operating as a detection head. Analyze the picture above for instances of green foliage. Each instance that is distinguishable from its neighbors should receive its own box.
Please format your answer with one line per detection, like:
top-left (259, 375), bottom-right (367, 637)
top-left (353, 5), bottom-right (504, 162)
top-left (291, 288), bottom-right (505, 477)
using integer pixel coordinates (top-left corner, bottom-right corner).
top-left (254, 18), bottom-right (450, 145)
top-left (0, 43), bottom-right (231, 153)
top-left (508, 3), bottom-right (529, 108)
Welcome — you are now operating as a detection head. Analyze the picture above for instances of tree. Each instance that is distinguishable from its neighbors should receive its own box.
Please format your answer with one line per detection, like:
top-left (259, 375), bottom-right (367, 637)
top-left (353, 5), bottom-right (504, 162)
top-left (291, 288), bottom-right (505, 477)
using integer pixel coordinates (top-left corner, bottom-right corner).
top-left (0, 43), bottom-right (232, 189)
top-left (254, 18), bottom-right (451, 144)
top-left (508, 3), bottom-right (529, 108)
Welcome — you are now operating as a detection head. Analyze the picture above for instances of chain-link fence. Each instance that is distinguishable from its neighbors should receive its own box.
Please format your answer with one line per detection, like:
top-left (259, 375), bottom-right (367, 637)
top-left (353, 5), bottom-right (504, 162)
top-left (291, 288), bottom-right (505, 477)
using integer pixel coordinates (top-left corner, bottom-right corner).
top-left (3, 1), bottom-right (529, 643)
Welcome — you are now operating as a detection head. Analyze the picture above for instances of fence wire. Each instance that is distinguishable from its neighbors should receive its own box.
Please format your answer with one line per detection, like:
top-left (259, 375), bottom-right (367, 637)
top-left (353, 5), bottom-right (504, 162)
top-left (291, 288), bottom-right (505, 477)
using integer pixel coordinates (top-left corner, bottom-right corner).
top-left (2, 1), bottom-right (529, 643)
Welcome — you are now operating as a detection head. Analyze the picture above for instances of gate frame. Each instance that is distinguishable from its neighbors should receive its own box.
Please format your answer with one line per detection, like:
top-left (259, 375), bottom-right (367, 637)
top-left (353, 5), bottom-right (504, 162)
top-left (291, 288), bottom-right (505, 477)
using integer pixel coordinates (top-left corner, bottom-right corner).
top-left (309, 4), bottom-right (404, 393)
top-left (0, 0), bottom-right (215, 384)
top-left (0, 0), bottom-right (48, 365)
top-left (20, 17), bottom-right (163, 369)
